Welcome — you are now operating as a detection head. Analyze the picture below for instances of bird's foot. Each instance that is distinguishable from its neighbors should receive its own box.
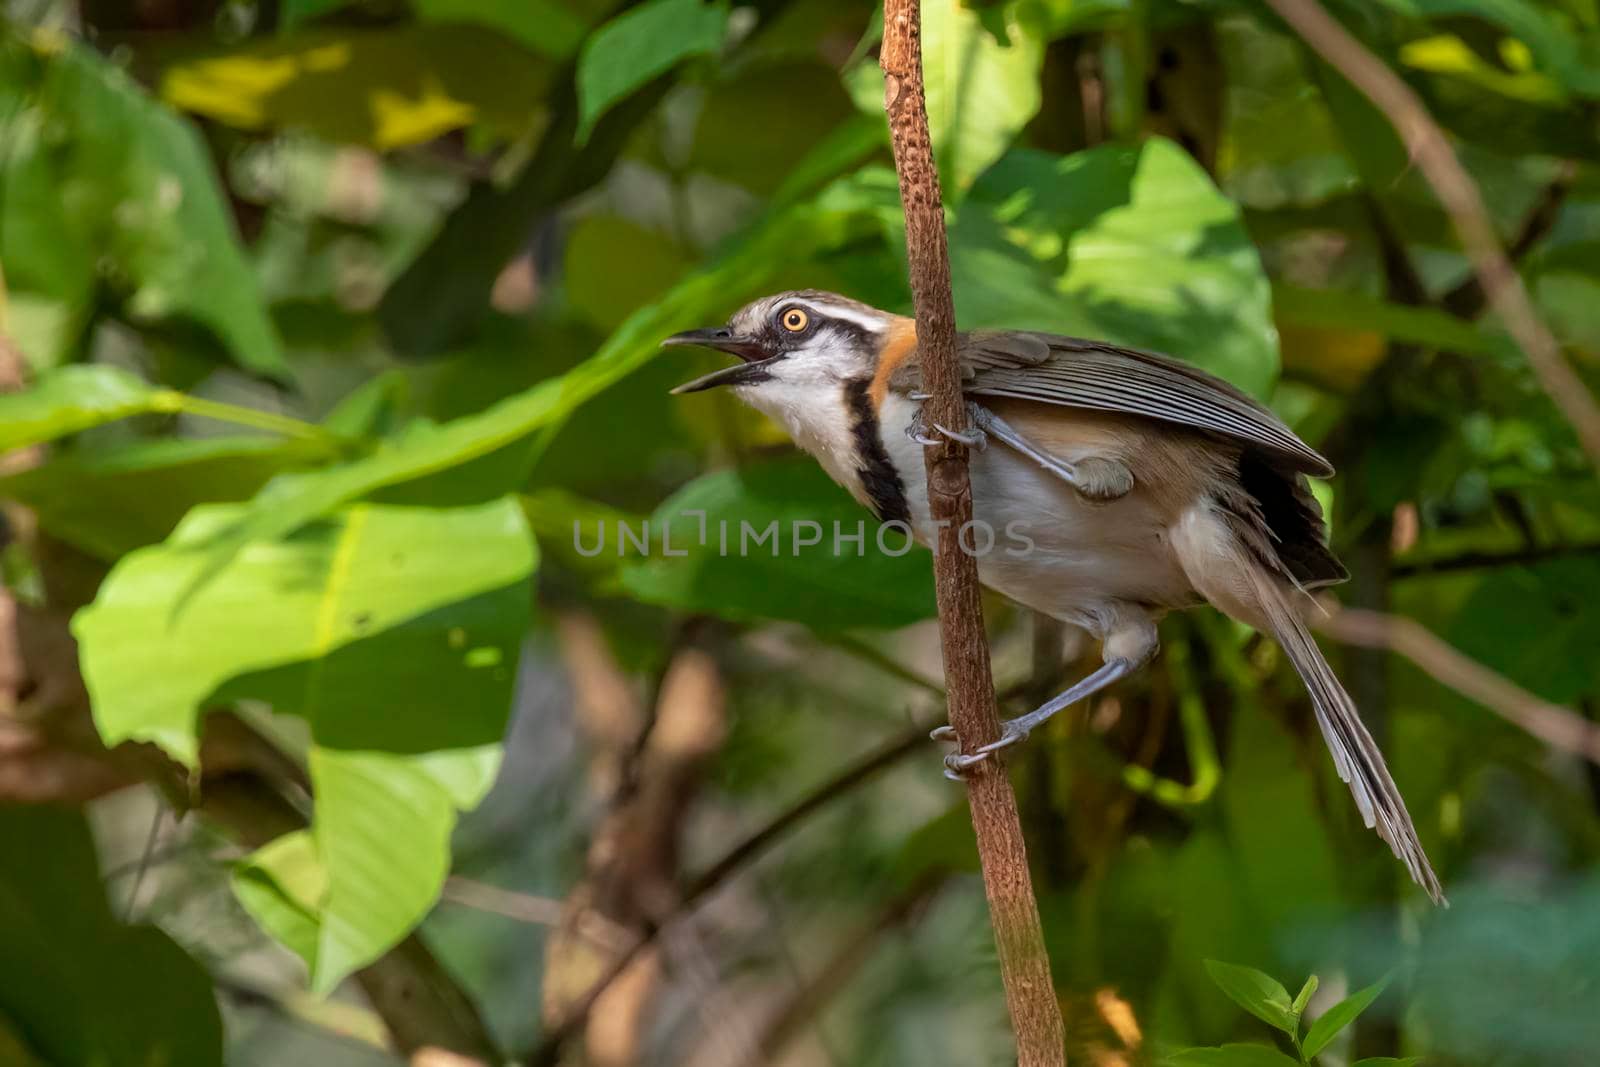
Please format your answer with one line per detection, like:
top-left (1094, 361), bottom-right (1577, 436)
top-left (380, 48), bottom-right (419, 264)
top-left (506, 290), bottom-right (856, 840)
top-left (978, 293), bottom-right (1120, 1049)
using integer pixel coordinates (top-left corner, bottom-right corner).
top-left (930, 721), bottom-right (1029, 779)
top-left (904, 406), bottom-right (940, 446)
top-left (932, 422), bottom-right (988, 450)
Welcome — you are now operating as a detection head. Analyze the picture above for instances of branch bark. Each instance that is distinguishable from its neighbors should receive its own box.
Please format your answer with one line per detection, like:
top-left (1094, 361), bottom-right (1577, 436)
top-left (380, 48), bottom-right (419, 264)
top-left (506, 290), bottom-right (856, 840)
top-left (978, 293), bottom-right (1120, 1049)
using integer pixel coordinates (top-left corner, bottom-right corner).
top-left (1264, 0), bottom-right (1600, 469)
top-left (880, 3), bottom-right (1066, 1064)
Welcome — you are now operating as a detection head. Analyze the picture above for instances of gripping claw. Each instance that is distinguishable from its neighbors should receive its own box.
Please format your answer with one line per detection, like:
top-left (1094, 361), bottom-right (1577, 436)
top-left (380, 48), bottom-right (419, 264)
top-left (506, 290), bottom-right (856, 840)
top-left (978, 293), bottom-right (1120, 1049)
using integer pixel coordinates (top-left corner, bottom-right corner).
top-left (932, 423), bottom-right (987, 450)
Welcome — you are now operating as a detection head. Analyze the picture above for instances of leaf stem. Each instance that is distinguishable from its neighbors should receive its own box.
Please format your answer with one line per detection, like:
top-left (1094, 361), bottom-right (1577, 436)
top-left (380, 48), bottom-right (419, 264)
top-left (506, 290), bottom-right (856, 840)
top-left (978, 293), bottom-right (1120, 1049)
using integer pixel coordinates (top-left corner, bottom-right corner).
top-left (158, 392), bottom-right (344, 448)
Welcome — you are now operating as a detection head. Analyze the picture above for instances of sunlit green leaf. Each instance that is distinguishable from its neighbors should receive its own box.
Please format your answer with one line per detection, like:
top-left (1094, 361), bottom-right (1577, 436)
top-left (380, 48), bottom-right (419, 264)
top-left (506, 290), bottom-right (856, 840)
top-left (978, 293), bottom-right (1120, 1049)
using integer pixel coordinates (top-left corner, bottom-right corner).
top-left (923, 0), bottom-right (1043, 193)
top-left (950, 139), bottom-right (1278, 396)
top-left (0, 365), bottom-right (166, 454)
top-left (844, 0), bottom-right (1043, 194)
top-left (1302, 975), bottom-right (1392, 1059)
top-left (1203, 959), bottom-right (1297, 1034)
top-left (75, 498), bottom-right (531, 989)
top-left (75, 496), bottom-right (533, 764)
top-left (575, 0), bottom-right (727, 143)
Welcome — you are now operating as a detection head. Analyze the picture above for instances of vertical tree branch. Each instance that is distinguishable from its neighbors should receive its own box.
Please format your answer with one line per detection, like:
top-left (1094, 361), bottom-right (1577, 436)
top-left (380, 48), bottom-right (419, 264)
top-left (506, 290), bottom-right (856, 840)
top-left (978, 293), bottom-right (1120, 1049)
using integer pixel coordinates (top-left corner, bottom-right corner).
top-left (879, 4), bottom-right (1067, 1064)
top-left (1264, 0), bottom-right (1600, 469)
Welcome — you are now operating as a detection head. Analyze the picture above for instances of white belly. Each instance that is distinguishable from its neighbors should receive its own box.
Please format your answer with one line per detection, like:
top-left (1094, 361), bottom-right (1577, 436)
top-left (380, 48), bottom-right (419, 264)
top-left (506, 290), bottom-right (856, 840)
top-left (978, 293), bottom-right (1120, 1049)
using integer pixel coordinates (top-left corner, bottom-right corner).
top-left (875, 394), bottom-right (1196, 634)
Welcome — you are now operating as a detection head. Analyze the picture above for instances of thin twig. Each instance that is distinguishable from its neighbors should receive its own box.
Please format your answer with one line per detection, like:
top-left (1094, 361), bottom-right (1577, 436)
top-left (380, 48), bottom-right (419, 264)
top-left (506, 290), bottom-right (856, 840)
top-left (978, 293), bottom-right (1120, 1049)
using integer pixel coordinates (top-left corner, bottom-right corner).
top-left (751, 874), bottom-right (945, 1066)
top-left (1315, 604), bottom-right (1600, 765)
top-left (880, 2), bottom-right (1066, 1063)
top-left (1266, 0), bottom-right (1600, 468)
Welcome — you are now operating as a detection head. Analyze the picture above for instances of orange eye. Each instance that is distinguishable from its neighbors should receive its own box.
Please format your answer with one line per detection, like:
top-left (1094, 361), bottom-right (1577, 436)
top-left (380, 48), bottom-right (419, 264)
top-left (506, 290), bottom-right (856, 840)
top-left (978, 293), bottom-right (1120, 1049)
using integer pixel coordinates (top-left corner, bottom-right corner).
top-left (780, 308), bottom-right (809, 332)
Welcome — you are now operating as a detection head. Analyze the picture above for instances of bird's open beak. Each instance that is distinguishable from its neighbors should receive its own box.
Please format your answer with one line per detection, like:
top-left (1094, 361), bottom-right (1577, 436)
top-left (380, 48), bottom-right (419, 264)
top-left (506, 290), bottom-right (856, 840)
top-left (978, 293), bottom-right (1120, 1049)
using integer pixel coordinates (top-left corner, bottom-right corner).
top-left (663, 328), bottom-right (775, 394)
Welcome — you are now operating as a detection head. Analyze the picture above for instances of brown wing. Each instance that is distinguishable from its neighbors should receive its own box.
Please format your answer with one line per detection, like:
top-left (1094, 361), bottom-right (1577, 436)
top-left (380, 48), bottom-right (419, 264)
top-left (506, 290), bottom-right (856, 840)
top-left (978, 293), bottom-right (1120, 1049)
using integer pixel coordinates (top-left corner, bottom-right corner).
top-left (893, 331), bottom-right (1333, 478)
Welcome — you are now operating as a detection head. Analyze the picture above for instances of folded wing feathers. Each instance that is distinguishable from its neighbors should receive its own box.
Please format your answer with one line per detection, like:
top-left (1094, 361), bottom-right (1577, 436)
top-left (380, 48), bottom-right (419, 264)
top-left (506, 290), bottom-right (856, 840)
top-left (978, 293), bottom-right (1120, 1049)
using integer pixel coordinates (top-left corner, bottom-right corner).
top-left (933, 333), bottom-right (1335, 477)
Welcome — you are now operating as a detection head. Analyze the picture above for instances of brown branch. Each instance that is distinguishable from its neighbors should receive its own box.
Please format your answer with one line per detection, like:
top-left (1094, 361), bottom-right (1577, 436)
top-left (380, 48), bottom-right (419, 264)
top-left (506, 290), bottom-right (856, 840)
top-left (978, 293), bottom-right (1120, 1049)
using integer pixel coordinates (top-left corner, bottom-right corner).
top-left (1266, 0), bottom-right (1600, 468)
top-left (880, 3), bottom-right (1066, 1064)
top-left (1315, 605), bottom-right (1600, 765)
top-left (1440, 165), bottom-right (1576, 319)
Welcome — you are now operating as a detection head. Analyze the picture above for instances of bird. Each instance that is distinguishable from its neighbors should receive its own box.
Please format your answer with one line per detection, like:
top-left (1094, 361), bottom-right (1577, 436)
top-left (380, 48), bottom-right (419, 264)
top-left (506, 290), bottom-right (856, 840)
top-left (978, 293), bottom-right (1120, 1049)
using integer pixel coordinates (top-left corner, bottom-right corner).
top-left (662, 288), bottom-right (1444, 904)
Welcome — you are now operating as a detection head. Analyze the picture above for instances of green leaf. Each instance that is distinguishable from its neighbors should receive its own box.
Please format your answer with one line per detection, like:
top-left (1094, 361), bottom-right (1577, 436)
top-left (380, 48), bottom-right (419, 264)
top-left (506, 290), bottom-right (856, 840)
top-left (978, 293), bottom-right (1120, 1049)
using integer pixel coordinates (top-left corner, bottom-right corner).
top-left (233, 831), bottom-right (326, 967)
top-left (618, 457), bottom-right (936, 630)
top-left (1302, 976), bottom-right (1392, 1059)
top-left (923, 0), bottom-right (1043, 193)
top-left (0, 806), bottom-right (222, 1065)
top-left (184, 179), bottom-right (879, 587)
top-left (1292, 974), bottom-right (1320, 1016)
top-left (950, 139), bottom-right (1279, 396)
top-left (0, 435), bottom-right (326, 560)
top-left (2, 37), bottom-right (289, 378)
top-left (160, 25), bottom-right (550, 149)
top-left (1204, 959), bottom-right (1297, 1034)
top-left (74, 498), bottom-right (531, 989)
top-left (1165, 1045), bottom-right (1303, 1067)
top-left (75, 496), bottom-right (533, 763)
top-left (1351, 1059), bottom-right (1422, 1066)
top-left (0, 365), bottom-right (167, 454)
top-left (575, 0), bottom-right (726, 143)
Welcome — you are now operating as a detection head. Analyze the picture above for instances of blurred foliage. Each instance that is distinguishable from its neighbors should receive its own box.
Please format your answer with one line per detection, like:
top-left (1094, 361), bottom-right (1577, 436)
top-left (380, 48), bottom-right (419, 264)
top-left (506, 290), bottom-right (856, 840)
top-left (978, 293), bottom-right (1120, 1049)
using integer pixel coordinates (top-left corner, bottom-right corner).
top-left (0, 0), bottom-right (1598, 1063)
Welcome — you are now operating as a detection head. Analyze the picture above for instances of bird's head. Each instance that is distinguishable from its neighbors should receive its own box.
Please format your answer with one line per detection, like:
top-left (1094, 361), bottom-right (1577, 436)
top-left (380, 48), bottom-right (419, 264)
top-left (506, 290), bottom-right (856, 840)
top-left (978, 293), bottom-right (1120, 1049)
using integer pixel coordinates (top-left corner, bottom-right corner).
top-left (664, 290), bottom-right (906, 398)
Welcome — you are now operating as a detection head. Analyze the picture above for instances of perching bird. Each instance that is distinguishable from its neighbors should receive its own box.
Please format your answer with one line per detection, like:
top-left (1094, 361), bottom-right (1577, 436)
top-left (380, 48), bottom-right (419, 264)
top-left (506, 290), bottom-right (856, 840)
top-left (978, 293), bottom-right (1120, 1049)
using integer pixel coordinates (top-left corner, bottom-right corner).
top-left (663, 289), bottom-right (1443, 904)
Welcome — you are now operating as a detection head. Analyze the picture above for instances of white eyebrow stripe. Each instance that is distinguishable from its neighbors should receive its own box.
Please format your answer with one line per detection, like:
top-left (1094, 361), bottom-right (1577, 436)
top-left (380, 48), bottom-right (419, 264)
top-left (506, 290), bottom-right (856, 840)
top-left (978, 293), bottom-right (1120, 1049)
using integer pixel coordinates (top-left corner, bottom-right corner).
top-left (805, 301), bottom-right (887, 334)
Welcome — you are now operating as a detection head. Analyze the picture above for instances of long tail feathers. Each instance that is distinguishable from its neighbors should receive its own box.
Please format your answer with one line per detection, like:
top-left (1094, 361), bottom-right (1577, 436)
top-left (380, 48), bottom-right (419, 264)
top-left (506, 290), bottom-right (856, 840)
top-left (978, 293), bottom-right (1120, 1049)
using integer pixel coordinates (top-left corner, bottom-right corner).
top-left (1250, 570), bottom-right (1446, 905)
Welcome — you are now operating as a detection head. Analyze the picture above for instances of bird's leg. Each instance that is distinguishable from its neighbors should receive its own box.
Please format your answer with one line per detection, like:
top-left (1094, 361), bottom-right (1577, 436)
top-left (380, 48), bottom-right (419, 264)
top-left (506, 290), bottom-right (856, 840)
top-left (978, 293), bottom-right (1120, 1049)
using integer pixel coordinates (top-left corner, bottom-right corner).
top-left (933, 656), bottom-right (1136, 777)
top-left (971, 403), bottom-right (1133, 501)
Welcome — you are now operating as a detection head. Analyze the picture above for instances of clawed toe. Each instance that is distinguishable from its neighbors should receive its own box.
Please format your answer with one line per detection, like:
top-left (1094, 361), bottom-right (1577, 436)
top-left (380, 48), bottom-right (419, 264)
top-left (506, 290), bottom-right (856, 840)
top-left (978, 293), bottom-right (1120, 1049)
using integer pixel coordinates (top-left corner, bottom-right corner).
top-left (929, 724), bottom-right (956, 742)
top-left (931, 423), bottom-right (987, 450)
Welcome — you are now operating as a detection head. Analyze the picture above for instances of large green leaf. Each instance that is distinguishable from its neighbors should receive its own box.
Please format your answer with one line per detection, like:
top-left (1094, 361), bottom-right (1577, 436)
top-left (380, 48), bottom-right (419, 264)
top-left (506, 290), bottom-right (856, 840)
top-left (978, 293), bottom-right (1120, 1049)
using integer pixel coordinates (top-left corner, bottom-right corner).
top-left (0, 807), bottom-right (222, 1066)
top-left (74, 498), bottom-right (531, 989)
top-left (950, 139), bottom-right (1279, 396)
top-left (923, 0), bottom-right (1043, 193)
top-left (618, 457), bottom-right (936, 630)
top-left (75, 497), bottom-right (533, 762)
top-left (183, 178), bottom-right (880, 588)
top-left (575, 0), bottom-right (727, 142)
top-left (0, 35), bottom-right (288, 378)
